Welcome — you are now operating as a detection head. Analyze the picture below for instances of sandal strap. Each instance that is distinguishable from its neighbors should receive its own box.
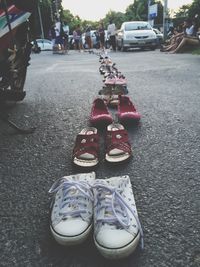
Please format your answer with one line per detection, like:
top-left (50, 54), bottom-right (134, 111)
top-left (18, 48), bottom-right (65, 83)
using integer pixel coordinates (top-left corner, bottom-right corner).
top-left (73, 134), bottom-right (99, 158)
top-left (106, 130), bottom-right (131, 154)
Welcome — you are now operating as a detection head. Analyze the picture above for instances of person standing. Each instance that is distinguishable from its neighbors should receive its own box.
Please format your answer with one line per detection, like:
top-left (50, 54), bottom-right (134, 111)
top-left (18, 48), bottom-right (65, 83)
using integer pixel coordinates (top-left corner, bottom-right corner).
top-left (98, 22), bottom-right (105, 50)
top-left (55, 18), bottom-right (64, 52)
top-left (73, 25), bottom-right (82, 51)
top-left (107, 20), bottom-right (116, 51)
top-left (62, 21), bottom-right (69, 51)
top-left (85, 25), bottom-right (93, 50)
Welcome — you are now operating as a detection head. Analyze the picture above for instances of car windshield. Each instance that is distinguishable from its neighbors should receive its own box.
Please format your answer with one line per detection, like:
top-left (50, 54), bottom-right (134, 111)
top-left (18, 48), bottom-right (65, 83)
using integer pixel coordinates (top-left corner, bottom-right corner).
top-left (124, 22), bottom-right (151, 31)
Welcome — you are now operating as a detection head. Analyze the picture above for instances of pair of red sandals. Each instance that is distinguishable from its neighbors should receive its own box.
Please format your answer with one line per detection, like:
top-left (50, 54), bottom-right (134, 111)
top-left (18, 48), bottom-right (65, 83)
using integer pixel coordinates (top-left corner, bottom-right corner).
top-left (90, 95), bottom-right (141, 125)
top-left (72, 123), bottom-right (132, 167)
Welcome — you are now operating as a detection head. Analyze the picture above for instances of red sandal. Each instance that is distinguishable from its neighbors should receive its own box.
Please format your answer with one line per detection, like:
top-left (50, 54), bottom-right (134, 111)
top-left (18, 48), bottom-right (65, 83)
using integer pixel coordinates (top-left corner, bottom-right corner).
top-left (72, 127), bottom-right (99, 167)
top-left (105, 123), bottom-right (132, 163)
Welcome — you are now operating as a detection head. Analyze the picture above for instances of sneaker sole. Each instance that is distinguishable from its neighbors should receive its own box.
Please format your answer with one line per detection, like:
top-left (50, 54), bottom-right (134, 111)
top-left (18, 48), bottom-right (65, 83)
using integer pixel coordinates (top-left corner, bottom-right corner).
top-left (50, 223), bottom-right (92, 246)
top-left (94, 232), bottom-right (140, 259)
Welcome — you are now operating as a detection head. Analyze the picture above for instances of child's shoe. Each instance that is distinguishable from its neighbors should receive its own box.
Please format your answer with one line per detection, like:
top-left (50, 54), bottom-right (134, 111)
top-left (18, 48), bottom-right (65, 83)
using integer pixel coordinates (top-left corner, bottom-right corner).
top-left (49, 172), bottom-right (95, 245)
top-left (93, 175), bottom-right (143, 259)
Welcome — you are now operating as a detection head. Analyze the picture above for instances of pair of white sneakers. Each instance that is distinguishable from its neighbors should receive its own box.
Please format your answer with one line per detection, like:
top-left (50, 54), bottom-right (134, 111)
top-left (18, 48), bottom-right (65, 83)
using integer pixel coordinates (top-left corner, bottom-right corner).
top-left (48, 172), bottom-right (143, 259)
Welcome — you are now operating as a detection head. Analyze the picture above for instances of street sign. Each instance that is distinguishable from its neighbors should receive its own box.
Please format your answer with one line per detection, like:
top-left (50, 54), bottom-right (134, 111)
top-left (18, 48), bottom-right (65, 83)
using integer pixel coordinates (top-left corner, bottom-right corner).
top-left (149, 4), bottom-right (158, 19)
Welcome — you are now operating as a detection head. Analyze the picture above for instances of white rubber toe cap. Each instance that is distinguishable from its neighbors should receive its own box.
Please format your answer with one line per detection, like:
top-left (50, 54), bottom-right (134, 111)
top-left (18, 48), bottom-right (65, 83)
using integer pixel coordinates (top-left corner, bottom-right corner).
top-left (96, 228), bottom-right (135, 248)
top-left (54, 218), bottom-right (89, 237)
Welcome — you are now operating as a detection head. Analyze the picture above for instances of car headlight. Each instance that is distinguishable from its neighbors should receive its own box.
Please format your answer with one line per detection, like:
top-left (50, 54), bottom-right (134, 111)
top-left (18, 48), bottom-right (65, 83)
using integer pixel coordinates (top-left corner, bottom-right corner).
top-left (124, 34), bottom-right (132, 40)
top-left (150, 33), bottom-right (156, 38)
top-left (123, 34), bottom-right (127, 40)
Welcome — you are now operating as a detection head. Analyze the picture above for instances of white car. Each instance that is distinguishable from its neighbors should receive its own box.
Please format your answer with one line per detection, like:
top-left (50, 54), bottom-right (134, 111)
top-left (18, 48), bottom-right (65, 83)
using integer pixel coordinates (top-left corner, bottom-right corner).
top-left (117, 21), bottom-right (157, 51)
top-left (33, 39), bottom-right (53, 51)
top-left (153, 28), bottom-right (164, 45)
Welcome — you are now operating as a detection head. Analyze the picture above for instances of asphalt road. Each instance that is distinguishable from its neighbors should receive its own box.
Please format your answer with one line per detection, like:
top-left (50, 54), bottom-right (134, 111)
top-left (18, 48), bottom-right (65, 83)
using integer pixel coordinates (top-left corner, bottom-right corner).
top-left (0, 49), bottom-right (200, 267)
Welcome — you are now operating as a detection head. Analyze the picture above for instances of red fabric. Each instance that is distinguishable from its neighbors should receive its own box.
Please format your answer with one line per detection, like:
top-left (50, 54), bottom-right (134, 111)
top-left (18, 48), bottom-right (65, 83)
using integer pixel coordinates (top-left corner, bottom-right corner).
top-left (106, 129), bottom-right (131, 155)
top-left (118, 96), bottom-right (141, 120)
top-left (73, 134), bottom-right (99, 158)
top-left (90, 98), bottom-right (113, 124)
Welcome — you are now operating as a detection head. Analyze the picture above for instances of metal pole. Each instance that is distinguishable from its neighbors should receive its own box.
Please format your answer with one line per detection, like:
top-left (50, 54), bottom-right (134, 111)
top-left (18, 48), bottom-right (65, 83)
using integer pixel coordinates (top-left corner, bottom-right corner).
top-left (38, 2), bottom-right (44, 39)
top-left (163, 0), bottom-right (168, 40)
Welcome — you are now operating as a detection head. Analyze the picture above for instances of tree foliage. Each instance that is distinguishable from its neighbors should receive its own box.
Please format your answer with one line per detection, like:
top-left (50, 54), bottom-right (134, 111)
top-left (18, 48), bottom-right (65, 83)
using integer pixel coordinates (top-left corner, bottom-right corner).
top-left (173, 0), bottom-right (200, 28)
top-left (188, 0), bottom-right (200, 23)
top-left (38, 0), bottom-right (52, 37)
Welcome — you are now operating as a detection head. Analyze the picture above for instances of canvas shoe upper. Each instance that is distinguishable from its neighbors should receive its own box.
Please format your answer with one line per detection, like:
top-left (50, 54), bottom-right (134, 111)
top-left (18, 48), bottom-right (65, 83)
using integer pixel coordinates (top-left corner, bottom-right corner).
top-left (93, 175), bottom-right (143, 259)
top-left (49, 172), bottom-right (95, 245)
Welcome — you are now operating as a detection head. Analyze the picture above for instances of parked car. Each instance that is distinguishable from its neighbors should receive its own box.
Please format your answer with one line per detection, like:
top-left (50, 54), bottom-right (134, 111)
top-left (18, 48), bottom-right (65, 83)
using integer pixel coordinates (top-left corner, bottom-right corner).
top-left (153, 28), bottom-right (164, 45)
top-left (32, 39), bottom-right (53, 51)
top-left (116, 21), bottom-right (157, 51)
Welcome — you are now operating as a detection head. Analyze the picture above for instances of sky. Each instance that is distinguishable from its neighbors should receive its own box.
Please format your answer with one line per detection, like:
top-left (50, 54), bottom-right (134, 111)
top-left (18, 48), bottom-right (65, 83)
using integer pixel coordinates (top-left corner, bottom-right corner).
top-left (62, 0), bottom-right (193, 21)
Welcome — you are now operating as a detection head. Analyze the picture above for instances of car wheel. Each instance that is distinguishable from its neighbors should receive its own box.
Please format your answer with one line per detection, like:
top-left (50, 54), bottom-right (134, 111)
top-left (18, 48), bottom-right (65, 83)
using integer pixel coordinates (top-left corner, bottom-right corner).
top-left (121, 40), bottom-right (127, 52)
top-left (117, 42), bottom-right (121, 51)
top-left (150, 46), bottom-right (156, 51)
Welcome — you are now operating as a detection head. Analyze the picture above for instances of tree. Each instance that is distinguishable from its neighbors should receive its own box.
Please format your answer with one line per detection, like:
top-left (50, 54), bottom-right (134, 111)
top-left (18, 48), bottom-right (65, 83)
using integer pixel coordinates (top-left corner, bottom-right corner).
top-left (37, 0), bottom-right (52, 38)
top-left (104, 10), bottom-right (126, 29)
top-left (125, 0), bottom-right (163, 25)
top-left (153, 1), bottom-right (164, 25)
top-left (174, 4), bottom-right (191, 18)
top-left (173, 1), bottom-right (200, 28)
top-left (188, 0), bottom-right (200, 24)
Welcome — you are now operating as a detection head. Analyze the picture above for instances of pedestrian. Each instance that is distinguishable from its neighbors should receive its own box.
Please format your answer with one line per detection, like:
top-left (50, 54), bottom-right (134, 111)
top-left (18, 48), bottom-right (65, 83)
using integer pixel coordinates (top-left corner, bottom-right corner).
top-left (54, 18), bottom-right (64, 52)
top-left (85, 25), bottom-right (93, 50)
top-left (98, 21), bottom-right (105, 50)
top-left (107, 20), bottom-right (116, 51)
top-left (62, 21), bottom-right (69, 51)
top-left (73, 25), bottom-right (82, 51)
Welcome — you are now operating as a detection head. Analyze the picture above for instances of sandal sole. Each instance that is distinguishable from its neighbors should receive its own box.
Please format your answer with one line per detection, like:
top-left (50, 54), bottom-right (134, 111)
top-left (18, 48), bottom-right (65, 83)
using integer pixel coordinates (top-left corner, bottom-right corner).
top-left (73, 157), bottom-right (99, 167)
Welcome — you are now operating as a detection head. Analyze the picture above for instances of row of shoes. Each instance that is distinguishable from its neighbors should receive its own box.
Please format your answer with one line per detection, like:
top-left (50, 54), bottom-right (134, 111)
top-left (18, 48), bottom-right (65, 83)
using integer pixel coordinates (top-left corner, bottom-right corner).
top-left (99, 55), bottom-right (113, 75)
top-left (72, 94), bottom-right (141, 168)
top-left (72, 56), bottom-right (141, 168)
top-left (49, 173), bottom-right (144, 259)
top-left (48, 53), bottom-right (143, 260)
top-left (99, 56), bottom-right (126, 84)
top-left (99, 56), bottom-right (135, 111)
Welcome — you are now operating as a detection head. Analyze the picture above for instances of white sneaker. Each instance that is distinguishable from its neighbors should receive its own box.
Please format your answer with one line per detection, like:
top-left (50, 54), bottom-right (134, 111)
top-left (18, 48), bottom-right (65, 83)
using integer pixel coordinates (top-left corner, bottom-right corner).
top-left (48, 172), bottom-right (95, 245)
top-left (93, 175), bottom-right (143, 259)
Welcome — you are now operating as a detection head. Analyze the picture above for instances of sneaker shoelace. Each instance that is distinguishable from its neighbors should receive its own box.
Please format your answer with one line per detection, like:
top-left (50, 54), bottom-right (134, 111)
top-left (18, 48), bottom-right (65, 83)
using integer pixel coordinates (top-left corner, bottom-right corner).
top-left (49, 178), bottom-right (94, 219)
top-left (93, 182), bottom-right (144, 249)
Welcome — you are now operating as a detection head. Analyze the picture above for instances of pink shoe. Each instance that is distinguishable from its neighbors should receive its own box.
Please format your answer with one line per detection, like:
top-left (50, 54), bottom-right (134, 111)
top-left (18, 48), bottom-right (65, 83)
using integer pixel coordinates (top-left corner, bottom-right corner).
top-left (90, 98), bottom-right (113, 126)
top-left (118, 95), bottom-right (141, 122)
top-left (104, 74), bottom-right (116, 85)
top-left (115, 76), bottom-right (127, 86)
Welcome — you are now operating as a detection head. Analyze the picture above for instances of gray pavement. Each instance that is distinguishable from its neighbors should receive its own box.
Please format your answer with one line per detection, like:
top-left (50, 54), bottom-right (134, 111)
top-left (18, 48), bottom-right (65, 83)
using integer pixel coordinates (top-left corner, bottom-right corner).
top-left (0, 49), bottom-right (200, 267)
